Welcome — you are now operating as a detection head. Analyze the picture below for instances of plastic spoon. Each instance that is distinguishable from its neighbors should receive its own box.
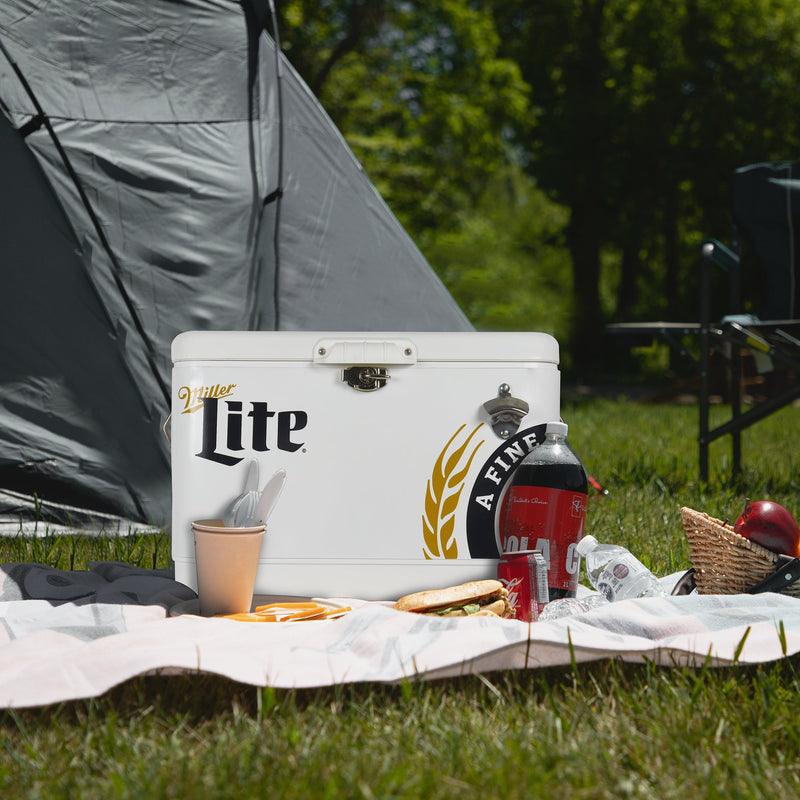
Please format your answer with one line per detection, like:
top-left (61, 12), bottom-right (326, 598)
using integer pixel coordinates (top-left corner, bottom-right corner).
top-left (225, 459), bottom-right (260, 527)
top-left (249, 468), bottom-right (287, 528)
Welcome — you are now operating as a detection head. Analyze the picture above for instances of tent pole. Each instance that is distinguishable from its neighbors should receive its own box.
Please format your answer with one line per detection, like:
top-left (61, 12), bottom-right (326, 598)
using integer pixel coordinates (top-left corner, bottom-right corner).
top-left (0, 34), bottom-right (171, 409)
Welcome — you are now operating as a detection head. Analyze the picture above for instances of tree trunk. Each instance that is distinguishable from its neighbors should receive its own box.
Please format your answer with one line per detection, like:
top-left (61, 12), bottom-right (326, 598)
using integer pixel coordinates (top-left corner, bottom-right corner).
top-left (566, 201), bottom-right (606, 373)
top-left (616, 241), bottom-right (640, 321)
top-left (663, 182), bottom-right (679, 313)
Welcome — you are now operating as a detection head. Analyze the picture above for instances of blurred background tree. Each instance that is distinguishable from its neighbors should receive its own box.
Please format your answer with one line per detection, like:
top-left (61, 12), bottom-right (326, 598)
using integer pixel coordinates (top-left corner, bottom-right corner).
top-left (276, 0), bottom-right (800, 380)
top-left (489, 0), bottom-right (800, 375)
top-left (277, 0), bottom-right (530, 231)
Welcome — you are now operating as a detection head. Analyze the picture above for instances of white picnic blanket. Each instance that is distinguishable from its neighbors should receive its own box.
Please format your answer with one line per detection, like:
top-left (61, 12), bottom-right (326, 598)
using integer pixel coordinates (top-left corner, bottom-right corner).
top-left (1, 561), bottom-right (800, 709)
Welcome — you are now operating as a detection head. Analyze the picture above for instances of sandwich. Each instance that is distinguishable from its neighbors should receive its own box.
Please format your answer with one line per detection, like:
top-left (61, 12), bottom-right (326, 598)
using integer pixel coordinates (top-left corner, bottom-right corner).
top-left (392, 579), bottom-right (513, 618)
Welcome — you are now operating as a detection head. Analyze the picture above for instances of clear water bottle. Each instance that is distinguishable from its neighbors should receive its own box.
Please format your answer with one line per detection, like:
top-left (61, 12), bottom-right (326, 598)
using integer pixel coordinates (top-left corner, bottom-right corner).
top-left (576, 535), bottom-right (665, 601)
top-left (501, 421), bottom-right (588, 599)
top-left (537, 593), bottom-right (609, 621)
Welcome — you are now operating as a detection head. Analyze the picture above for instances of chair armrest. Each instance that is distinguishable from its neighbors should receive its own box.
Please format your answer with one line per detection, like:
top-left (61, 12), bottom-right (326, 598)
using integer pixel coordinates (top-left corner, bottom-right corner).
top-left (701, 238), bottom-right (739, 272)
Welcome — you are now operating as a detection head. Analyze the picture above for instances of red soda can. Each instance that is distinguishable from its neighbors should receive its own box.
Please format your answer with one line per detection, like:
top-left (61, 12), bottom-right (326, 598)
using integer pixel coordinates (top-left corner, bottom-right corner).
top-left (497, 550), bottom-right (549, 622)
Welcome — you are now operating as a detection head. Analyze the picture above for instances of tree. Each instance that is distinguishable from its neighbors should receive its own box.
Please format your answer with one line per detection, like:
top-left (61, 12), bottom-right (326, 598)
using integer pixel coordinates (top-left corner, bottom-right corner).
top-left (276, 2), bottom-right (574, 343)
top-left (276, 0), bottom-right (530, 234)
top-left (276, 1), bottom-right (800, 375)
top-left (490, 0), bottom-right (800, 373)
top-left (275, 0), bottom-right (389, 98)
top-left (421, 165), bottom-right (572, 345)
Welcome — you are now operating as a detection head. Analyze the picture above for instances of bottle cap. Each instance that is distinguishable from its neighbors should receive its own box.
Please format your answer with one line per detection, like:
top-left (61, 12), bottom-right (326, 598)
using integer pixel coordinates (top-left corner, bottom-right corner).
top-left (545, 421), bottom-right (568, 437)
top-left (575, 534), bottom-right (598, 556)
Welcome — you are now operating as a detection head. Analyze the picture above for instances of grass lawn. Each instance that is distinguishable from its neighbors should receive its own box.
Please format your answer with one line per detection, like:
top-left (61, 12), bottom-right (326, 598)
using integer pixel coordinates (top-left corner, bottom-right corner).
top-left (1, 395), bottom-right (800, 799)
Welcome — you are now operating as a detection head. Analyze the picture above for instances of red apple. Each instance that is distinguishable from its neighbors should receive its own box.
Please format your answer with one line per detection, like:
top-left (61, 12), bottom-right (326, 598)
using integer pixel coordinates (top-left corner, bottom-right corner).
top-left (733, 499), bottom-right (800, 557)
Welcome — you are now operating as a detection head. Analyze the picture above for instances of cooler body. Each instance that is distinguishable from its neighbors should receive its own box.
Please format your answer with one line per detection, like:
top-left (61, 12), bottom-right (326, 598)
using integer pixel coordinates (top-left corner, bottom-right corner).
top-left (170, 331), bottom-right (560, 600)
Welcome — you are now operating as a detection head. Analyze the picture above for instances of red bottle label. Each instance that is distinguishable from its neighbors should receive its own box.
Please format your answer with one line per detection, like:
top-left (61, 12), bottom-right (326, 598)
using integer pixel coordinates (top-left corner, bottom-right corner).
top-left (500, 486), bottom-right (586, 592)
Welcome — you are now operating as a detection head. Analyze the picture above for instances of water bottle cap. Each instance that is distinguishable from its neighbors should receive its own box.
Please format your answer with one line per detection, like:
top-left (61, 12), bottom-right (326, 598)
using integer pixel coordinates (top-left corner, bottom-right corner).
top-left (546, 421), bottom-right (568, 437)
top-left (575, 535), bottom-right (598, 556)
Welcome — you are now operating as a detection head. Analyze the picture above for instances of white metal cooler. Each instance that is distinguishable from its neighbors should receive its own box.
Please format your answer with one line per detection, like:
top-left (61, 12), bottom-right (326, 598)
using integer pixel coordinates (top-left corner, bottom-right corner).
top-left (170, 331), bottom-right (560, 600)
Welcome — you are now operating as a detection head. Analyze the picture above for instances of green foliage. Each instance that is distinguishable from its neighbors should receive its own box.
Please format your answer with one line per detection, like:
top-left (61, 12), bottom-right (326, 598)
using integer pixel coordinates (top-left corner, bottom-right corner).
top-left (280, 0), bottom-right (530, 235)
top-left (0, 531), bottom-right (169, 571)
top-left (7, 660), bottom-right (800, 799)
top-left (276, 2), bottom-right (800, 372)
top-left (490, 0), bottom-right (800, 365)
top-left (419, 166), bottom-right (572, 343)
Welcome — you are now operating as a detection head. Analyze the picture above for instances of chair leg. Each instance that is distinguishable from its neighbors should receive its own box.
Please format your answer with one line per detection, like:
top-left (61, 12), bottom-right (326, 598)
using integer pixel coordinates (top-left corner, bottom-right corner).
top-left (699, 427), bottom-right (709, 483)
top-left (699, 245), bottom-right (712, 483)
top-left (699, 381), bottom-right (710, 483)
top-left (731, 343), bottom-right (742, 476)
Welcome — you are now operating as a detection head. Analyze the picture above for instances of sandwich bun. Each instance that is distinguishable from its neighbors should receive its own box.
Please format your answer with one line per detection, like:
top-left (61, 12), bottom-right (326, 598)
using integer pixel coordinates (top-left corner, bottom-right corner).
top-left (393, 579), bottom-right (513, 618)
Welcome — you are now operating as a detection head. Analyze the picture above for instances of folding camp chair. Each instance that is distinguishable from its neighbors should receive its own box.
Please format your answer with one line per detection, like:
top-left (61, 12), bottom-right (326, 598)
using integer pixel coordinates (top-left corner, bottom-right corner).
top-left (608, 161), bottom-right (800, 481)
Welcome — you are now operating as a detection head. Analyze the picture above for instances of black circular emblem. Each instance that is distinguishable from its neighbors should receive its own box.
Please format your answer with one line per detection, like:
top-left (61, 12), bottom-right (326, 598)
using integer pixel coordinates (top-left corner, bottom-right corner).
top-left (465, 424), bottom-right (546, 558)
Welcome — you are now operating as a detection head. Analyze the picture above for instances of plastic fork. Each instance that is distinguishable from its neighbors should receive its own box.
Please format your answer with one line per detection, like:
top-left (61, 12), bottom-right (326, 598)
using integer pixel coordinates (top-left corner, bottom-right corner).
top-left (224, 459), bottom-right (260, 527)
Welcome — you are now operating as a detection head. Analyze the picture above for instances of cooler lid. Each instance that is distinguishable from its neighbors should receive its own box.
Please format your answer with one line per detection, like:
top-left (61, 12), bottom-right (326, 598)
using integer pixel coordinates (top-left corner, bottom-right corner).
top-left (171, 331), bottom-right (559, 365)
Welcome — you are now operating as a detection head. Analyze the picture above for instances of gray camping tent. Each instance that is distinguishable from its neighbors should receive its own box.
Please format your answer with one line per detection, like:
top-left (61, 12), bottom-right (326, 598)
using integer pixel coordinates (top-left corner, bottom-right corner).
top-left (0, 0), bottom-right (471, 528)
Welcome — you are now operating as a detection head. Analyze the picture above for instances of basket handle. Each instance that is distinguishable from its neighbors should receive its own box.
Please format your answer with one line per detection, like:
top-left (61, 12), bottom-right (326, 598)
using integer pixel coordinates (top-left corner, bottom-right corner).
top-left (671, 568), bottom-right (697, 595)
top-left (747, 555), bottom-right (800, 595)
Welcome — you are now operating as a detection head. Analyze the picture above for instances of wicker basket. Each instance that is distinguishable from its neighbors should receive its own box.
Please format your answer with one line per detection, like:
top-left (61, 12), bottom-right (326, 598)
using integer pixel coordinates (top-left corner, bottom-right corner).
top-left (680, 506), bottom-right (800, 597)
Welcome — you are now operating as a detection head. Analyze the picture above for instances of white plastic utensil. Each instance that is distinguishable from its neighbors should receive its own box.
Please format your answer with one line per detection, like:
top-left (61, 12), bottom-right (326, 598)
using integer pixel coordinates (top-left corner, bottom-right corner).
top-left (225, 459), bottom-right (260, 527)
top-left (249, 468), bottom-right (287, 528)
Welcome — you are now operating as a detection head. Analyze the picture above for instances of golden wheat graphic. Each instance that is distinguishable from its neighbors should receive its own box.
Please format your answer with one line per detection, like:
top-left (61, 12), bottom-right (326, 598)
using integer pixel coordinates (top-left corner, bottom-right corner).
top-left (422, 424), bottom-right (485, 559)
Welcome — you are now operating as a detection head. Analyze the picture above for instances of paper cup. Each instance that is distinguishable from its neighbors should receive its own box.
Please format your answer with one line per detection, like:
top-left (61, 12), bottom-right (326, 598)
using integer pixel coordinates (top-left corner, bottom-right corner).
top-left (192, 518), bottom-right (265, 615)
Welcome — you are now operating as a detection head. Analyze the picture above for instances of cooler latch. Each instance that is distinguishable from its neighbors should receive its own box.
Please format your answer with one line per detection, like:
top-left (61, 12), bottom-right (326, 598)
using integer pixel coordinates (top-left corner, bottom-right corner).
top-left (482, 383), bottom-right (530, 439)
top-left (342, 365), bottom-right (391, 392)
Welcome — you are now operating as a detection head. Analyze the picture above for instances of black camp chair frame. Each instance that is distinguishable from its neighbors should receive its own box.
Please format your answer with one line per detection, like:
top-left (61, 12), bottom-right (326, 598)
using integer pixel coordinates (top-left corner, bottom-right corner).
top-left (698, 239), bottom-right (800, 481)
top-left (610, 162), bottom-right (800, 482)
top-left (609, 214), bottom-right (800, 482)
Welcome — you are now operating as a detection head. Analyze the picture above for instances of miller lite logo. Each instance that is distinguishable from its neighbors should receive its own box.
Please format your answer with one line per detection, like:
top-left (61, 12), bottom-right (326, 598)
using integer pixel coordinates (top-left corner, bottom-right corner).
top-left (178, 383), bottom-right (237, 414)
top-left (183, 389), bottom-right (309, 467)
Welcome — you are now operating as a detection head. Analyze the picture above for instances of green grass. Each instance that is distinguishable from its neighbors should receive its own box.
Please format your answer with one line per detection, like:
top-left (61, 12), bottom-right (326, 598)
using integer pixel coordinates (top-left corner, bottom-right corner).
top-left (2, 396), bottom-right (800, 799)
top-left (0, 530), bottom-right (169, 572)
